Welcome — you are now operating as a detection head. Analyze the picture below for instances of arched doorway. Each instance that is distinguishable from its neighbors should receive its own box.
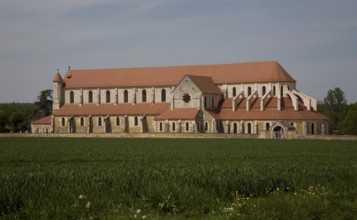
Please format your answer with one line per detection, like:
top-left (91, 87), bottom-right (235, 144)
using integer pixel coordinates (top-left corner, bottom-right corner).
top-left (273, 126), bottom-right (284, 139)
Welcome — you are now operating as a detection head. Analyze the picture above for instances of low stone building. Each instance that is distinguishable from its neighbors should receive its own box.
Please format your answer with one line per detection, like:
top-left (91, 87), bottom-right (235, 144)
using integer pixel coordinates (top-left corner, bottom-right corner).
top-left (32, 61), bottom-right (329, 138)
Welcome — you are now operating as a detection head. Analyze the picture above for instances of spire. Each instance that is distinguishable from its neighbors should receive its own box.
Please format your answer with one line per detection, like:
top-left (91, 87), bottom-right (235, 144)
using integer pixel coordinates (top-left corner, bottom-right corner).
top-left (53, 71), bottom-right (63, 83)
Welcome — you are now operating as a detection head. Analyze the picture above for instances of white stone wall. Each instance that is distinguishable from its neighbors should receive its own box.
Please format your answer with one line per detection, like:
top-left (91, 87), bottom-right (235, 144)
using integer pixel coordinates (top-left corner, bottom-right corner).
top-left (173, 76), bottom-right (202, 109)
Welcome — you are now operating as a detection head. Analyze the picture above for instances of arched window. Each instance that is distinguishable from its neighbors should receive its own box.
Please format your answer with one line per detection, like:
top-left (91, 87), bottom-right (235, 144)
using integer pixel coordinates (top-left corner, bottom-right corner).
top-left (61, 118), bottom-right (65, 126)
top-left (134, 117), bottom-right (138, 126)
top-left (247, 122), bottom-right (252, 134)
top-left (98, 117), bottom-right (102, 126)
top-left (262, 86), bottom-right (266, 96)
top-left (161, 89), bottom-right (166, 102)
top-left (159, 122), bottom-right (163, 132)
top-left (273, 86), bottom-right (276, 96)
top-left (205, 122), bottom-right (208, 132)
top-left (124, 90), bottom-right (128, 103)
top-left (70, 91), bottom-right (74, 103)
top-left (185, 122), bottom-right (189, 132)
top-left (311, 122), bottom-right (315, 135)
top-left (232, 87), bottom-right (236, 97)
top-left (233, 123), bottom-right (238, 134)
top-left (106, 90), bottom-right (111, 103)
top-left (88, 91), bottom-right (93, 103)
top-left (172, 122), bottom-right (176, 132)
top-left (141, 90), bottom-right (147, 102)
top-left (80, 117), bottom-right (84, 126)
top-left (265, 122), bottom-right (270, 130)
top-left (116, 117), bottom-right (120, 126)
top-left (247, 87), bottom-right (252, 96)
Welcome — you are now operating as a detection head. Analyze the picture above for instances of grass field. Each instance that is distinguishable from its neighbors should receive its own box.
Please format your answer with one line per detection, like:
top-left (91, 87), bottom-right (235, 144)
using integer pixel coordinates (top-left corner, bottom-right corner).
top-left (0, 137), bottom-right (356, 219)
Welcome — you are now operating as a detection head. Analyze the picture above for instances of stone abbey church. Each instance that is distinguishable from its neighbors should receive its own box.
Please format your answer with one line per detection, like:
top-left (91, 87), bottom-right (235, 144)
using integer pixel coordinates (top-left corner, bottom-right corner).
top-left (32, 61), bottom-right (329, 138)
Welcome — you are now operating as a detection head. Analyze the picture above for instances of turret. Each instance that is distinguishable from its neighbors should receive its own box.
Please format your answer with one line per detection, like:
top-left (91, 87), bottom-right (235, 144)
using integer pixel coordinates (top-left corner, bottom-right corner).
top-left (53, 70), bottom-right (64, 111)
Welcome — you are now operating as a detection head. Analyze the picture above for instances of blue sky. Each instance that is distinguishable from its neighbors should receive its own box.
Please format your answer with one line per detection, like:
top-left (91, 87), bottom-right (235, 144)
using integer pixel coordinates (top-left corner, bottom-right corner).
top-left (0, 0), bottom-right (356, 103)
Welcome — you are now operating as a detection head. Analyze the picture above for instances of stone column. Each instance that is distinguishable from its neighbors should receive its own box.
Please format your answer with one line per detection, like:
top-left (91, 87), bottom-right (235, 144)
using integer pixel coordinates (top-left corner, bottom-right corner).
top-left (254, 121), bottom-right (258, 134)
top-left (178, 120), bottom-right (182, 133)
top-left (87, 115), bottom-right (92, 133)
top-left (132, 88), bottom-right (136, 105)
top-left (212, 119), bottom-right (217, 133)
top-left (80, 89), bottom-right (83, 105)
top-left (303, 121), bottom-right (307, 135)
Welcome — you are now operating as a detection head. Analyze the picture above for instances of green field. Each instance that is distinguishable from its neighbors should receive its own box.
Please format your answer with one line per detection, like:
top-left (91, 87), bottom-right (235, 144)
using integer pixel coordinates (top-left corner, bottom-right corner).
top-left (0, 137), bottom-right (356, 219)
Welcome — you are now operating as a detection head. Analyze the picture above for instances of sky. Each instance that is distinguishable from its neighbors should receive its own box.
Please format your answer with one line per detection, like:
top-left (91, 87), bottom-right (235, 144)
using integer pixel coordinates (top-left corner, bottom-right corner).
top-left (0, 0), bottom-right (356, 103)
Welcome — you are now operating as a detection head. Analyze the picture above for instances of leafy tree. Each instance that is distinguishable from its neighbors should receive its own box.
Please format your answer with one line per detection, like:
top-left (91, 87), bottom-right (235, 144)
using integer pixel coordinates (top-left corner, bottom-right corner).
top-left (342, 103), bottom-right (357, 135)
top-left (324, 87), bottom-right (348, 134)
top-left (0, 110), bottom-right (9, 132)
top-left (35, 89), bottom-right (53, 118)
top-left (10, 111), bottom-right (25, 132)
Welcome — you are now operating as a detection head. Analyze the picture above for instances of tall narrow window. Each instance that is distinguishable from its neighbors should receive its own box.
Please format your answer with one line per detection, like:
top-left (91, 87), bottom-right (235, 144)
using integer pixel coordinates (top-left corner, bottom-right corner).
top-left (273, 86), bottom-right (276, 96)
top-left (116, 116), bottom-right (120, 126)
top-left (311, 123), bottom-right (315, 135)
top-left (205, 122), bottom-right (208, 132)
top-left (172, 122), bottom-right (176, 132)
top-left (134, 117), bottom-right (138, 126)
top-left (106, 90), bottom-right (111, 103)
top-left (80, 117), bottom-right (84, 126)
top-left (232, 87), bottom-right (236, 97)
top-left (186, 122), bottom-right (189, 132)
top-left (61, 118), bottom-right (65, 126)
top-left (161, 89), bottom-right (166, 102)
top-left (98, 117), bottom-right (102, 126)
top-left (247, 87), bottom-right (252, 96)
top-left (142, 90), bottom-right (147, 102)
top-left (159, 122), bottom-right (163, 132)
top-left (88, 91), bottom-right (93, 103)
top-left (247, 122), bottom-right (252, 134)
top-left (211, 96), bottom-right (214, 108)
top-left (281, 86), bottom-right (284, 97)
top-left (233, 123), bottom-right (238, 134)
top-left (265, 122), bottom-right (270, 130)
top-left (204, 96), bottom-right (207, 108)
top-left (262, 86), bottom-right (266, 96)
top-left (124, 90), bottom-right (128, 103)
top-left (70, 91), bottom-right (74, 103)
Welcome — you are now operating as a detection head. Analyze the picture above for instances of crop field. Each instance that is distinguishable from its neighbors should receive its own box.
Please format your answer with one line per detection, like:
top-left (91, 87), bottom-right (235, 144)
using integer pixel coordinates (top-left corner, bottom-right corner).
top-left (0, 137), bottom-right (357, 219)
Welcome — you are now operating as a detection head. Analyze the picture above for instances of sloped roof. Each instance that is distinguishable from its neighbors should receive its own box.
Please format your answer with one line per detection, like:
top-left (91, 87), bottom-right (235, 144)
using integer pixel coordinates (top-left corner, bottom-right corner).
top-left (187, 75), bottom-right (222, 95)
top-left (53, 103), bottom-right (170, 116)
top-left (53, 72), bottom-right (63, 82)
top-left (63, 61), bottom-right (296, 89)
top-left (155, 108), bottom-right (199, 120)
top-left (32, 116), bottom-right (52, 125)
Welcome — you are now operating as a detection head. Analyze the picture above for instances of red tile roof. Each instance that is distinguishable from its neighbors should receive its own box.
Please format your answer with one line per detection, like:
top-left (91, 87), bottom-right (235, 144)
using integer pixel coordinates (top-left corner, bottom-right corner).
top-left (221, 109), bottom-right (328, 120)
top-left (187, 75), bottom-right (222, 94)
top-left (63, 61), bottom-right (295, 89)
top-left (53, 72), bottom-right (63, 82)
top-left (53, 103), bottom-right (170, 116)
top-left (155, 108), bottom-right (199, 120)
top-left (32, 116), bottom-right (52, 125)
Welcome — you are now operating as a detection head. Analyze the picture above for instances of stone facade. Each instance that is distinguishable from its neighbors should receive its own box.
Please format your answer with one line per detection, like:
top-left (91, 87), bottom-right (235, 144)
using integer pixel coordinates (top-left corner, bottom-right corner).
top-left (32, 61), bottom-right (329, 139)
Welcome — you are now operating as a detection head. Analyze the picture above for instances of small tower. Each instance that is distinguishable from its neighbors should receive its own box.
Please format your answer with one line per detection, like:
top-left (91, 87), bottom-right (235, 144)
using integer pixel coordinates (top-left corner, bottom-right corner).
top-left (53, 70), bottom-right (64, 111)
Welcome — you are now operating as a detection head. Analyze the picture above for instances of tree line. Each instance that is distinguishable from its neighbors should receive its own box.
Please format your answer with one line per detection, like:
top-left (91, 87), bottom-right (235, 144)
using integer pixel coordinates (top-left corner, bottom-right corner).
top-left (0, 88), bottom-right (356, 134)
top-left (0, 90), bottom-right (52, 132)
top-left (317, 87), bottom-right (357, 135)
